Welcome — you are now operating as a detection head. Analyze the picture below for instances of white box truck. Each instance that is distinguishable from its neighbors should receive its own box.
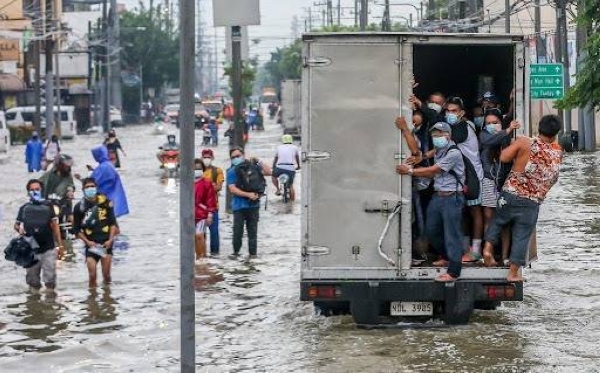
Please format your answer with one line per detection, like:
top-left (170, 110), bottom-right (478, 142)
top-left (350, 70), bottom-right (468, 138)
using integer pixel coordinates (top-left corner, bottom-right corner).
top-left (280, 79), bottom-right (302, 139)
top-left (300, 32), bottom-right (531, 325)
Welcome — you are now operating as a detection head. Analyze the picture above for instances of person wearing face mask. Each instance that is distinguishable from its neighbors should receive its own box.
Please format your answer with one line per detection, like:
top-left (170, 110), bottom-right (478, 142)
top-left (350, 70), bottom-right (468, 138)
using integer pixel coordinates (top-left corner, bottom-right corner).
top-left (193, 159), bottom-right (217, 259)
top-left (14, 179), bottom-right (63, 290)
top-left (25, 131), bottom-right (43, 173)
top-left (410, 91), bottom-right (446, 132)
top-left (397, 122), bottom-right (465, 282)
top-left (73, 178), bottom-right (118, 287)
top-left (445, 97), bottom-right (485, 256)
top-left (39, 153), bottom-right (76, 200)
top-left (227, 147), bottom-right (271, 258)
top-left (43, 135), bottom-right (61, 171)
top-left (479, 109), bottom-right (521, 265)
top-left (472, 106), bottom-right (485, 134)
top-left (201, 149), bottom-right (224, 255)
top-left (103, 130), bottom-right (126, 169)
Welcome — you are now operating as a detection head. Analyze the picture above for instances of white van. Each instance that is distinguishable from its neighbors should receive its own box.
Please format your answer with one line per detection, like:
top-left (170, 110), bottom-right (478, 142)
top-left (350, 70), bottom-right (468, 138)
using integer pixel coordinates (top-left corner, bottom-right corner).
top-left (0, 111), bottom-right (10, 154)
top-left (5, 106), bottom-right (77, 139)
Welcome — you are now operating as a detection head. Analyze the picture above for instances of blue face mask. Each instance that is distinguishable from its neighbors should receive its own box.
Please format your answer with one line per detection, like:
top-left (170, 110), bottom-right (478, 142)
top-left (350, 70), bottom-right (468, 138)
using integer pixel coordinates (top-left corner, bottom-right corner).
top-left (84, 187), bottom-right (97, 199)
top-left (231, 157), bottom-right (244, 166)
top-left (432, 137), bottom-right (449, 149)
top-left (29, 190), bottom-right (43, 201)
top-left (485, 124), bottom-right (498, 134)
top-left (445, 113), bottom-right (459, 125)
top-left (474, 116), bottom-right (484, 127)
top-left (194, 169), bottom-right (204, 179)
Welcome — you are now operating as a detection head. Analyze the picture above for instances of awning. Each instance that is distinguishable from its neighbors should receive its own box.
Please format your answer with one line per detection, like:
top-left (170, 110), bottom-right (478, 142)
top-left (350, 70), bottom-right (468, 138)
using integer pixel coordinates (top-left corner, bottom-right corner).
top-left (0, 73), bottom-right (26, 93)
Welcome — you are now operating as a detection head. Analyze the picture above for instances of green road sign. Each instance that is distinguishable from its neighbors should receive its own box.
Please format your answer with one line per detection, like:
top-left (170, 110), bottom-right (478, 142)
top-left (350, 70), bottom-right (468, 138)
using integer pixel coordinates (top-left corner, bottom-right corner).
top-left (530, 63), bottom-right (564, 99)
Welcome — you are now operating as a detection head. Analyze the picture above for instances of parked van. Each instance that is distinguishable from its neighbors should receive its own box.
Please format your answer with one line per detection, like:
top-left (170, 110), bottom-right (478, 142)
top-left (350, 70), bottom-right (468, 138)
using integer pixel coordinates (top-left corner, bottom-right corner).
top-left (6, 106), bottom-right (77, 140)
top-left (0, 111), bottom-right (10, 154)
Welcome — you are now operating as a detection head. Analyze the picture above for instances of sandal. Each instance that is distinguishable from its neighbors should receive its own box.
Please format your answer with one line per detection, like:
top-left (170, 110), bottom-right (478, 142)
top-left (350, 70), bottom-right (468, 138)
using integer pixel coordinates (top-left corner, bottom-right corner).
top-left (433, 259), bottom-right (449, 267)
top-left (435, 273), bottom-right (458, 282)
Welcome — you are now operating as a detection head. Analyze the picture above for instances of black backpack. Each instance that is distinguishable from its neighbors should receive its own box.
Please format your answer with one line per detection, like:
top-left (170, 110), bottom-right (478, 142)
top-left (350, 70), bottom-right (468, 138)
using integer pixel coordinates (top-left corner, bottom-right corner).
top-left (448, 145), bottom-right (481, 201)
top-left (22, 202), bottom-right (53, 236)
top-left (4, 237), bottom-right (38, 268)
top-left (235, 160), bottom-right (266, 195)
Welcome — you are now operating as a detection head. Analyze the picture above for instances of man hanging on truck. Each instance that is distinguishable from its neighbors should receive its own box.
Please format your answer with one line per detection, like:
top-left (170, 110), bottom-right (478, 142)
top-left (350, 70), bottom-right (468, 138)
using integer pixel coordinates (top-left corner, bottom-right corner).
top-left (482, 115), bottom-right (563, 282)
top-left (396, 122), bottom-right (465, 282)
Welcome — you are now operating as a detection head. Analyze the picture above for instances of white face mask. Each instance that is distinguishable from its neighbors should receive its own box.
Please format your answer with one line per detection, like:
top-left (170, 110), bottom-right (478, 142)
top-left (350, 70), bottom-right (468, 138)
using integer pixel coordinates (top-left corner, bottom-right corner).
top-left (202, 158), bottom-right (212, 167)
top-left (194, 169), bottom-right (203, 179)
top-left (428, 102), bottom-right (442, 114)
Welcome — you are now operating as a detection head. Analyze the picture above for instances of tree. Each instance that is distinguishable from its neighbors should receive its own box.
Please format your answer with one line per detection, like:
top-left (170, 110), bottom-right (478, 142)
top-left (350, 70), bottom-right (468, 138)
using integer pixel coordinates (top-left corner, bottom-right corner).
top-left (223, 59), bottom-right (257, 100)
top-left (120, 1), bottom-right (179, 114)
top-left (556, 0), bottom-right (600, 110)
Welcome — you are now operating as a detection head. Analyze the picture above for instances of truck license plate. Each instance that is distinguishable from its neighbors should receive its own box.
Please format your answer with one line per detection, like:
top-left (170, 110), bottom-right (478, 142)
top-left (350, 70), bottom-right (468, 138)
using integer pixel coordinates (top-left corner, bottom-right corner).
top-left (390, 302), bottom-right (433, 316)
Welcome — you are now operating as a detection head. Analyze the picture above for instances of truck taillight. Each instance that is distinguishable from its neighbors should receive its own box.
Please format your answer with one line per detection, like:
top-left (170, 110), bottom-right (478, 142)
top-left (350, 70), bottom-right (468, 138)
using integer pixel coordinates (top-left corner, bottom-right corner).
top-left (307, 285), bottom-right (341, 299)
top-left (486, 285), bottom-right (516, 299)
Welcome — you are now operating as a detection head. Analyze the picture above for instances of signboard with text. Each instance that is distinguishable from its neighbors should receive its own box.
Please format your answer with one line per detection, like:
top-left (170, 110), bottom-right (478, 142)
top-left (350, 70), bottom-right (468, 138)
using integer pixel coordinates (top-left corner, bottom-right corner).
top-left (530, 63), bottom-right (564, 99)
top-left (0, 39), bottom-right (19, 61)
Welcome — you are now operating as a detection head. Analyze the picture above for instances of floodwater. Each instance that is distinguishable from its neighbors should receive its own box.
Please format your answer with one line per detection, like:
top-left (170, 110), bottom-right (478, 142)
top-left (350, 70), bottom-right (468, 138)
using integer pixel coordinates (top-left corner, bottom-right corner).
top-left (0, 119), bottom-right (599, 373)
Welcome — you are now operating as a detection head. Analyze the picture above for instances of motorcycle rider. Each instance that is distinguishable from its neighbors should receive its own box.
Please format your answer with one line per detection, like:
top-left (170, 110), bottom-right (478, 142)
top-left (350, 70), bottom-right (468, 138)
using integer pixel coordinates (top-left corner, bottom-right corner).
top-left (272, 134), bottom-right (300, 201)
top-left (157, 134), bottom-right (180, 163)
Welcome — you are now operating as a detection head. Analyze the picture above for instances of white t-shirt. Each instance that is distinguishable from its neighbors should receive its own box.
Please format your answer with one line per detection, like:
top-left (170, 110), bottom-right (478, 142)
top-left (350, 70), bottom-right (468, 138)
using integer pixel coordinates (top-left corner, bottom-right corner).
top-left (457, 121), bottom-right (484, 180)
top-left (275, 144), bottom-right (299, 171)
top-left (45, 141), bottom-right (59, 161)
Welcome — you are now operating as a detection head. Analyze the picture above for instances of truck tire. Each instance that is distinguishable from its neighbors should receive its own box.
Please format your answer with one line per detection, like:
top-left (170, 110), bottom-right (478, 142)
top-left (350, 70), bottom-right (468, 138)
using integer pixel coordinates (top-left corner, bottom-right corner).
top-left (314, 301), bottom-right (350, 317)
top-left (350, 300), bottom-right (379, 325)
top-left (474, 301), bottom-right (500, 310)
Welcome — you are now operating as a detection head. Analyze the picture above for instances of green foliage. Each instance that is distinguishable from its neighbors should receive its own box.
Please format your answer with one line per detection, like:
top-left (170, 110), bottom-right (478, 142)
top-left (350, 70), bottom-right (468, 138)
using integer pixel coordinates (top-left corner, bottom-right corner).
top-left (223, 60), bottom-right (258, 99)
top-left (556, 0), bottom-right (600, 110)
top-left (120, 1), bottom-right (179, 95)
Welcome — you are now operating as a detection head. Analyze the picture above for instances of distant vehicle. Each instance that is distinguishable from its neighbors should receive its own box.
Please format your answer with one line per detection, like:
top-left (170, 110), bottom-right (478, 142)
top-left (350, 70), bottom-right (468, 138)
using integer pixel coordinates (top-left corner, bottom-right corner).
top-left (165, 88), bottom-right (181, 105)
top-left (0, 111), bottom-right (10, 154)
top-left (6, 106), bottom-right (77, 140)
top-left (164, 104), bottom-right (180, 123)
top-left (260, 87), bottom-right (278, 115)
top-left (90, 105), bottom-right (125, 128)
top-left (201, 100), bottom-right (224, 118)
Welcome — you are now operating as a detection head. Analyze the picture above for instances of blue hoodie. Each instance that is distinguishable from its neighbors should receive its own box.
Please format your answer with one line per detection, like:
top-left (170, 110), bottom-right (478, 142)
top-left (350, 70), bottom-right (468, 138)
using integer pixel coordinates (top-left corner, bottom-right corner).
top-left (91, 145), bottom-right (129, 217)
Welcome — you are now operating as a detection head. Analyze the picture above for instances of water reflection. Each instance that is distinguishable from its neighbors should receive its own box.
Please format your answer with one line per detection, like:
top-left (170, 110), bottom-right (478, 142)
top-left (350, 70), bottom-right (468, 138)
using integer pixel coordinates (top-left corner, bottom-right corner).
top-left (80, 287), bottom-right (118, 330)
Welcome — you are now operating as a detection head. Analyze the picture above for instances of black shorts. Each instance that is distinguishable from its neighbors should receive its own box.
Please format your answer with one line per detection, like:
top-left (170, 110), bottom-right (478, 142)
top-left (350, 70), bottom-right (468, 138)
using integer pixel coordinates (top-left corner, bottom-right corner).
top-left (85, 246), bottom-right (114, 262)
top-left (273, 168), bottom-right (296, 185)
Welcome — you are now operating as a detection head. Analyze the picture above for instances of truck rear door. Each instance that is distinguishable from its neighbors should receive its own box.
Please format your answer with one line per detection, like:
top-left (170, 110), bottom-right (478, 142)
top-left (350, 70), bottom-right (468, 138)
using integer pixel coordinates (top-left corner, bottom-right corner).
top-left (302, 37), bottom-right (406, 278)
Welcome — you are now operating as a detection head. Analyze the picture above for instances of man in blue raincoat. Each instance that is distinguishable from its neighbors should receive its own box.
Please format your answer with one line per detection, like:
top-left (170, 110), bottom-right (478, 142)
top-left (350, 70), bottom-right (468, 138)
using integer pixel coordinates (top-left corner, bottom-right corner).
top-left (91, 145), bottom-right (129, 217)
top-left (25, 132), bottom-right (43, 172)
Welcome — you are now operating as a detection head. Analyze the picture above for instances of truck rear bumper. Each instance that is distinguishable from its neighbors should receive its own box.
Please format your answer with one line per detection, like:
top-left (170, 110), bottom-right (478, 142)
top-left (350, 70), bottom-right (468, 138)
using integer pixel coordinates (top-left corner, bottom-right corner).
top-left (301, 279), bottom-right (523, 303)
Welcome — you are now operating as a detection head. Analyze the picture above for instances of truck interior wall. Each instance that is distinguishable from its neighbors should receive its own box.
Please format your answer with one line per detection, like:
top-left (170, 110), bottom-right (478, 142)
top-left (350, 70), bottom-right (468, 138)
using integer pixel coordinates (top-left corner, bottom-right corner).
top-left (413, 45), bottom-right (515, 116)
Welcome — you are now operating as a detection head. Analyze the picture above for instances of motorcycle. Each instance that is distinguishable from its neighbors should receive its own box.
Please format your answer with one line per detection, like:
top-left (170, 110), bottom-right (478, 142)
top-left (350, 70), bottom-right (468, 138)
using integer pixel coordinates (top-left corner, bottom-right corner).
top-left (152, 121), bottom-right (167, 135)
top-left (158, 148), bottom-right (180, 177)
top-left (277, 173), bottom-right (292, 203)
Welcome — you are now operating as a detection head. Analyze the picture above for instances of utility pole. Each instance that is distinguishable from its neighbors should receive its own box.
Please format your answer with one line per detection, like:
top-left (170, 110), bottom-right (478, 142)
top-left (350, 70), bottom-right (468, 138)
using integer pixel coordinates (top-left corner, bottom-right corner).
top-left (504, 0), bottom-right (511, 33)
top-left (534, 0), bottom-right (541, 60)
top-left (556, 0), bottom-right (571, 137)
top-left (577, 0), bottom-right (595, 151)
top-left (337, 0), bottom-right (341, 26)
top-left (44, 0), bottom-right (55, 141)
top-left (428, 0), bottom-right (435, 21)
top-left (383, 0), bottom-right (391, 31)
top-left (179, 0), bottom-right (196, 369)
top-left (354, 0), bottom-right (359, 27)
top-left (110, 0), bottom-right (122, 111)
top-left (197, 0), bottom-right (204, 97)
top-left (307, 7), bottom-right (313, 31)
top-left (231, 26), bottom-right (244, 149)
top-left (102, 0), bottom-right (110, 133)
top-left (327, 0), bottom-right (333, 27)
top-left (33, 0), bottom-right (42, 132)
top-left (360, 0), bottom-right (368, 31)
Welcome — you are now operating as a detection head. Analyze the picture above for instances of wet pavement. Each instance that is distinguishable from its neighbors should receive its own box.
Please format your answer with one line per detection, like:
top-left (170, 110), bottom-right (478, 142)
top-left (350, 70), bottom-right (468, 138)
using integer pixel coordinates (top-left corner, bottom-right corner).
top-left (0, 119), bottom-right (599, 372)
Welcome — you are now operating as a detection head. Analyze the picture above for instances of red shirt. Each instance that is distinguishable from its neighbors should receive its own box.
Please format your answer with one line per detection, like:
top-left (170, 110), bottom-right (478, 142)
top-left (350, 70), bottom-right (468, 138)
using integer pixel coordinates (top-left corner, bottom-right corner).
top-left (194, 178), bottom-right (217, 222)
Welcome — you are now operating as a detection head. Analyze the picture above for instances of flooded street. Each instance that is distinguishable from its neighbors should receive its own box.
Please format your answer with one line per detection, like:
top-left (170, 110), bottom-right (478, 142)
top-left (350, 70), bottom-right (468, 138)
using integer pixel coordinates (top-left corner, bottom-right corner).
top-left (1, 119), bottom-right (600, 372)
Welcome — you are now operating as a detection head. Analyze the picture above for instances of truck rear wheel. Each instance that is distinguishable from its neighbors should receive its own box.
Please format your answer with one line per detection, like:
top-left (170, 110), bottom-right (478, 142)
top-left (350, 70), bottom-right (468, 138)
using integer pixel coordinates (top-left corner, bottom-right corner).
top-left (314, 301), bottom-right (350, 317)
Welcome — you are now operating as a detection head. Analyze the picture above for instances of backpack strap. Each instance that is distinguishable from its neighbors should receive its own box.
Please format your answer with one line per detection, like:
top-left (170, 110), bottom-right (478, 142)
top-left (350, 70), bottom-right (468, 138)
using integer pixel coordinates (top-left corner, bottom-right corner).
top-left (446, 145), bottom-right (464, 188)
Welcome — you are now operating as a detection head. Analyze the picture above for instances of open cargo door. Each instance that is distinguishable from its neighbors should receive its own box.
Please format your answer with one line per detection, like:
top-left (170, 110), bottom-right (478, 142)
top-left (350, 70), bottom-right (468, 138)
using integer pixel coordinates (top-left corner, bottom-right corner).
top-left (301, 38), bottom-right (407, 278)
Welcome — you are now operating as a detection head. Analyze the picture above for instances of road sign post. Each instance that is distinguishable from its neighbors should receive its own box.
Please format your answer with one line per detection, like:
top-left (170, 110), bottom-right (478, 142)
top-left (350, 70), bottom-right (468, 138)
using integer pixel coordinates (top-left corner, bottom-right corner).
top-left (530, 63), bottom-right (564, 99)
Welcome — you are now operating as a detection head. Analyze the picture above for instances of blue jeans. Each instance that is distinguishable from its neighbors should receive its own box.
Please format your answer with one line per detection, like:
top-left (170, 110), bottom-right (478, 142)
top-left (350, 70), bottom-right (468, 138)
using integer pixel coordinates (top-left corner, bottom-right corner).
top-left (211, 130), bottom-right (218, 146)
top-left (426, 193), bottom-right (465, 277)
top-left (209, 210), bottom-right (220, 254)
